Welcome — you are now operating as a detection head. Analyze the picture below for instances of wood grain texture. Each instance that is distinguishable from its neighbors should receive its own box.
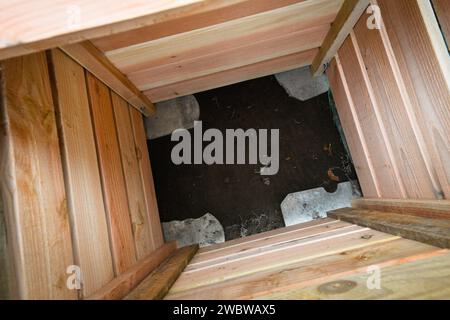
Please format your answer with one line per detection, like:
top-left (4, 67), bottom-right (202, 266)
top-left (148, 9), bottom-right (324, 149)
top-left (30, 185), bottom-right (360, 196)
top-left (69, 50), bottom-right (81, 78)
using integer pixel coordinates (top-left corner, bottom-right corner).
top-left (126, 245), bottom-right (198, 300)
top-left (329, 207), bottom-right (450, 249)
top-left (327, 57), bottom-right (379, 197)
top-left (268, 252), bottom-right (450, 300)
top-left (376, 0), bottom-right (450, 199)
top-left (88, 242), bottom-right (177, 300)
top-left (111, 92), bottom-right (156, 259)
top-left (50, 49), bottom-right (114, 297)
top-left (353, 14), bottom-right (438, 199)
top-left (0, 52), bottom-right (76, 299)
top-left (311, 0), bottom-right (369, 76)
top-left (169, 227), bottom-right (397, 293)
top-left (0, 0), bottom-right (249, 60)
top-left (337, 35), bottom-right (404, 198)
top-left (131, 24), bottom-right (329, 91)
top-left (145, 49), bottom-right (317, 102)
top-left (60, 41), bottom-right (155, 116)
top-left (106, 0), bottom-right (342, 73)
top-left (188, 221), bottom-right (354, 269)
top-left (352, 198), bottom-right (450, 220)
top-left (199, 218), bottom-right (337, 254)
top-left (167, 239), bottom-right (444, 300)
top-left (86, 73), bottom-right (136, 275)
top-left (92, 0), bottom-right (305, 52)
top-left (130, 108), bottom-right (164, 249)
top-left (432, 0), bottom-right (450, 46)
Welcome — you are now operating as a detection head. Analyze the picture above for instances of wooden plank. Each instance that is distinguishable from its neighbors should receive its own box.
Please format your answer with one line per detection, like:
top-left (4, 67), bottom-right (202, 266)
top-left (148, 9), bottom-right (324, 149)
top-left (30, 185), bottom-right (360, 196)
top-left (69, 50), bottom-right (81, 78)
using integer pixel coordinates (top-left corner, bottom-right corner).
top-left (0, 0), bottom-right (250, 60)
top-left (106, 0), bottom-right (342, 73)
top-left (145, 49), bottom-right (317, 102)
top-left (189, 221), bottom-right (354, 267)
top-left (337, 35), bottom-right (404, 198)
top-left (87, 242), bottom-right (177, 300)
top-left (126, 245), bottom-right (198, 300)
top-left (432, 0), bottom-right (450, 46)
top-left (268, 252), bottom-right (450, 300)
top-left (167, 239), bottom-right (445, 300)
top-left (86, 72), bottom-right (136, 275)
top-left (311, 0), bottom-right (369, 76)
top-left (0, 196), bottom-right (11, 299)
top-left (93, 0), bottom-right (305, 52)
top-left (130, 108), bottom-right (164, 249)
top-left (111, 92), bottom-right (156, 259)
top-left (352, 198), bottom-right (450, 220)
top-left (329, 207), bottom-right (450, 249)
top-left (170, 227), bottom-right (398, 293)
top-left (49, 49), bottom-right (114, 297)
top-left (327, 57), bottom-right (379, 197)
top-left (60, 41), bottom-right (154, 116)
top-left (131, 24), bottom-right (329, 91)
top-left (0, 52), bottom-right (76, 299)
top-left (376, 0), bottom-right (450, 199)
top-left (353, 14), bottom-right (438, 199)
top-left (199, 218), bottom-right (336, 254)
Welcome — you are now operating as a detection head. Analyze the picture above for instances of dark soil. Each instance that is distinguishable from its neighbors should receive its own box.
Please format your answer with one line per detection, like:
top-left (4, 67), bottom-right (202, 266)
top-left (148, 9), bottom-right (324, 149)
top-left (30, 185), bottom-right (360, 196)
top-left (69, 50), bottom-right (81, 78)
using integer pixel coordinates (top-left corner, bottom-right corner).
top-left (147, 75), bottom-right (356, 240)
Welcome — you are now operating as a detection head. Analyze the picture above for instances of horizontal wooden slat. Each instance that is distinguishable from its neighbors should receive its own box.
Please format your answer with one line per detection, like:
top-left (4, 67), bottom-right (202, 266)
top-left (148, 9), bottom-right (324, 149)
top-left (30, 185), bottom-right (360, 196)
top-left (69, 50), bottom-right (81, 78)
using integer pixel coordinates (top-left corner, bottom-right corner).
top-left (311, 0), bottom-right (369, 76)
top-left (189, 220), bottom-right (353, 268)
top-left (167, 238), bottom-right (445, 300)
top-left (126, 245), bottom-right (198, 300)
top-left (131, 24), bottom-right (329, 91)
top-left (145, 49), bottom-right (317, 102)
top-left (169, 227), bottom-right (397, 293)
top-left (92, 0), bottom-right (305, 52)
top-left (61, 41), bottom-right (154, 116)
top-left (106, 0), bottom-right (342, 73)
top-left (0, 0), bottom-right (250, 60)
top-left (270, 252), bottom-right (450, 299)
top-left (329, 207), bottom-right (450, 248)
top-left (352, 198), bottom-right (450, 220)
top-left (87, 242), bottom-right (177, 300)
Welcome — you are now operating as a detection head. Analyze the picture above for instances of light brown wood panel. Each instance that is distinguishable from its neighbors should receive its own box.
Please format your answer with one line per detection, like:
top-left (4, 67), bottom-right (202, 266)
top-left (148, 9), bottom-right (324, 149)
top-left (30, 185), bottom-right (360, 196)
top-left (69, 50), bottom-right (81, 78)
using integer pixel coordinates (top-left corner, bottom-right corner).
top-left (131, 24), bottom-right (329, 91)
top-left (93, 0), bottom-right (305, 52)
top-left (86, 73), bottom-right (137, 275)
top-left (0, 52), bottom-right (76, 299)
top-left (50, 49), bottom-right (114, 297)
top-left (61, 41), bottom-right (155, 116)
top-left (189, 221), bottom-right (353, 268)
top-left (327, 57), bottom-right (379, 197)
top-left (106, 0), bottom-right (342, 73)
top-left (126, 245), bottom-right (198, 300)
top-left (88, 242), bottom-right (177, 300)
top-left (311, 0), bottom-right (369, 76)
top-left (269, 251), bottom-right (450, 300)
top-left (170, 227), bottom-right (397, 293)
top-left (167, 239), bottom-right (444, 300)
top-left (130, 108), bottom-right (164, 250)
top-left (0, 0), bottom-right (248, 60)
top-left (353, 15), bottom-right (437, 199)
top-left (376, 0), bottom-right (450, 199)
top-left (432, 0), bottom-right (450, 46)
top-left (111, 92), bottom-right (156, 259)
top-left (199, 218), bottom-right (336, 254)
top-left (145, 49), bottom-right (317, 102)
top-left (337, 35), bottom-right (404, 198)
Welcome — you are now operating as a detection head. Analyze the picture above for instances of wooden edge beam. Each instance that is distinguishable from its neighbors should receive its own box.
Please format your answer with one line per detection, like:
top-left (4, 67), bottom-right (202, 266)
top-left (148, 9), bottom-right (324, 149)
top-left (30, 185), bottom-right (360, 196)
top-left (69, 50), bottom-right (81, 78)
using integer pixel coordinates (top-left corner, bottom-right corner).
top-left (125, 245), bottom-right (199, 300)
top-left (352, 198), bottom-right (450, 220)
top-left (311, 0), bottom-right (369, 76)
top-left (60, 41), bottom-right (155, 116)
top-left (329, 208), bottom-right (450, 249)
top-left (87, 242), bottom-right (177, 300)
